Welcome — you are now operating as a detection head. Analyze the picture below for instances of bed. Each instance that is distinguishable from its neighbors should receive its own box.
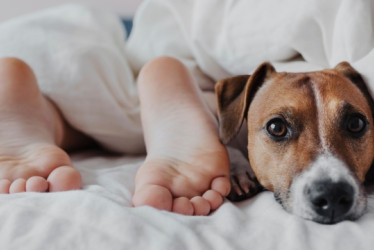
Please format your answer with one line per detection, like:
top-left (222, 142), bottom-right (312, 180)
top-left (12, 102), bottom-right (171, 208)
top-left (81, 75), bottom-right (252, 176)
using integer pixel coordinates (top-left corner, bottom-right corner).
top-left (1, 2), bottom-right (374, 250)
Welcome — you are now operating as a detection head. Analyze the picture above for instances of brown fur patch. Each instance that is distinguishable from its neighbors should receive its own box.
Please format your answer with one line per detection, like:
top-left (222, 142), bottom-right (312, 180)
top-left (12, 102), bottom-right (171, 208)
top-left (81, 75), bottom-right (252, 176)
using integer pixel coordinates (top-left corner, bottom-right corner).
top-left (247, 73), bottom-right (320, 192)
top-left (247, 69), bottom-right (374, 192)
top-left (310, 71), bottom-right (374, 182)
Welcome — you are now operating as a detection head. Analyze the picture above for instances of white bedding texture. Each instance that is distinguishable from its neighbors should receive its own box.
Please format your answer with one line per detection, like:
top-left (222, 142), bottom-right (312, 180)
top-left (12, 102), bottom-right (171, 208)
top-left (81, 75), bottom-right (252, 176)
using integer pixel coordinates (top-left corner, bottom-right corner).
top-left (0, 1), bottom-right (374, 250)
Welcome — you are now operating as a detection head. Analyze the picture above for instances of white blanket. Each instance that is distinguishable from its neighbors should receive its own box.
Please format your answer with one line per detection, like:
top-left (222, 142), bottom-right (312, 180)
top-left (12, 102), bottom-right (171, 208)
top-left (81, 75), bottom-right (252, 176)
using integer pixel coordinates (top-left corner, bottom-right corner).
top-left (0, 5), bottom-right (144, 154)
top-left (0, 2), bottom-right (374, 250)
top-left (127, 0), bottom-right (374, 94)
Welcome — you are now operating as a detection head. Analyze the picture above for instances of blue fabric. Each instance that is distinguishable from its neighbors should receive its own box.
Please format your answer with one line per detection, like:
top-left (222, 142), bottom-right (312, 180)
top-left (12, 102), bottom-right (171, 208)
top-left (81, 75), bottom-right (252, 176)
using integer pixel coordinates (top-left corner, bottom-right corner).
top-left (121, 18), bottom-right (133, 36)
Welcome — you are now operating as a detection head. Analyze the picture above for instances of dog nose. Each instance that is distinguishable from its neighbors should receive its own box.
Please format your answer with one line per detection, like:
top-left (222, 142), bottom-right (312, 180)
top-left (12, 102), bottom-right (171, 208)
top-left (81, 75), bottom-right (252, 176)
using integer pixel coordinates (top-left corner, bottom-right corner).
top-left (305, 180), bottom-right (354, 221)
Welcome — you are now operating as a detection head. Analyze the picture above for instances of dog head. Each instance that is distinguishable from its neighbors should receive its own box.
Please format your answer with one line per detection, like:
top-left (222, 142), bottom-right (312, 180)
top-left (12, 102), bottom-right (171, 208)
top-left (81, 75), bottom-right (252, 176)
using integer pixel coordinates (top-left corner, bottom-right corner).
top-left (216, 62), bottom-right (374, 224)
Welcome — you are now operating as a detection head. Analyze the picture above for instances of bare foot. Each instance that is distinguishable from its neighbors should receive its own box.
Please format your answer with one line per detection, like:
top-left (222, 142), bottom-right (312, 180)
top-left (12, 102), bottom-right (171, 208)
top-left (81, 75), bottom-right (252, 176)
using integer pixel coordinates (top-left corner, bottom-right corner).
top-left (0, 58), bottom-right (83, 193)
top-left (132, 57), bottom-right (231, 215)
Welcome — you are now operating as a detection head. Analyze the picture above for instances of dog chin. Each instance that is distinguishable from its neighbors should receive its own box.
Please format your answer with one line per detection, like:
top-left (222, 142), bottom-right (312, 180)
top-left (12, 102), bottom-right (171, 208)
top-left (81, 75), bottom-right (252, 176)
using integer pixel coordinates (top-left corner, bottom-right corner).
top-left (275, 154), bottom-right (367, 224)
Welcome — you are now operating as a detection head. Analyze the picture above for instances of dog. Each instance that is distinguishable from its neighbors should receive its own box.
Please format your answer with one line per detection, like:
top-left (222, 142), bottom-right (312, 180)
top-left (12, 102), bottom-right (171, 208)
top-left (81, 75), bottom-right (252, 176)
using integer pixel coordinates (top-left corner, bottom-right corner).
top-left (216, 62), bottom-right (374, 224)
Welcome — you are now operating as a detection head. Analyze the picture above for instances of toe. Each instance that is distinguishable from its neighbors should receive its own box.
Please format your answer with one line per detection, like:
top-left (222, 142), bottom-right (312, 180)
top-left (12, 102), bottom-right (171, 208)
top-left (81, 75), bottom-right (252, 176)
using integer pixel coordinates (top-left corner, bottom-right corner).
top-left (0, 179), bottom-right (11, 194)
top-left (211, 176), bottom-right (231, 196)
top-left (202, 190), bottom-right (223, 211)
top-left (47, 166), bottom-right (81, 192)
top-left (132, 184), bottom-right (173, 211)
top-left (9, 178), bottom-right (26, 193)
top-left (172, 197), bottom-right (194, 215)
top-left (190, 196), bottom-right (211, 215)
top-left (26, 176), bottom-right (48, 192)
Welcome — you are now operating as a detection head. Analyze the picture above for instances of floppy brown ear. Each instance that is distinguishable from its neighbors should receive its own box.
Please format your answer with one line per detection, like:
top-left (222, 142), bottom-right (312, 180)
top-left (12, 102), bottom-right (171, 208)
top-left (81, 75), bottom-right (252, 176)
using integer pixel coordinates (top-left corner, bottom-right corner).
top-left (334, 62), bottom-right (374, 118)
top-left (215, 62), bottom-right (276, 144)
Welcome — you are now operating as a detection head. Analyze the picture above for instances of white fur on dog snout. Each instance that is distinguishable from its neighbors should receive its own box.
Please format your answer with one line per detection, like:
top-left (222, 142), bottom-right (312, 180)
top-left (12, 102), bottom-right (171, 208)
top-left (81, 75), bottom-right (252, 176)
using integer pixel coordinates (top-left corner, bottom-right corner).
top-left (303, 155), bottom-right (355, 184)
top-left (289, 154), bottom-right (366, 223)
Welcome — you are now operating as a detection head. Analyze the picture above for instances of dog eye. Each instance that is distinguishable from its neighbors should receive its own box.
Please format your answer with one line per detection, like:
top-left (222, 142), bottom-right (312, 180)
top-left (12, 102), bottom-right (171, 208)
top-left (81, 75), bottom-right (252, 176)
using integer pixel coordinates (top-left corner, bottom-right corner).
top-left (346, 114), bottom-right (367, 136)
top-left (266, 118), bottom-right (288, 139)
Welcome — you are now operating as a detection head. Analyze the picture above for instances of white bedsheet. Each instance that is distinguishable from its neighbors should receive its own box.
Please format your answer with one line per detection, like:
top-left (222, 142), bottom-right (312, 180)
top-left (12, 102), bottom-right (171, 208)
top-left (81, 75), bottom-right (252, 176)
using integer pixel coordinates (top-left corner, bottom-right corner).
top-left (0, 2), bottom-right (374, 250)
top-left (1, 151), bottom-right (374, 250)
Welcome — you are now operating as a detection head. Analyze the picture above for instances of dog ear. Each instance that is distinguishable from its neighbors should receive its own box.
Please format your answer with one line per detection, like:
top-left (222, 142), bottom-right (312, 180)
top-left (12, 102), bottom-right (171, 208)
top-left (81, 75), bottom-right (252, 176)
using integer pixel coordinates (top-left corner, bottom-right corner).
top-left (334, 62), bottom-right (374, 118)
top-left (215, 62), bottom-right (276, 144)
